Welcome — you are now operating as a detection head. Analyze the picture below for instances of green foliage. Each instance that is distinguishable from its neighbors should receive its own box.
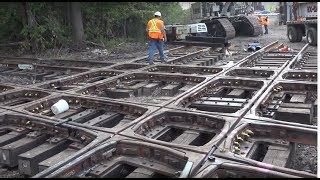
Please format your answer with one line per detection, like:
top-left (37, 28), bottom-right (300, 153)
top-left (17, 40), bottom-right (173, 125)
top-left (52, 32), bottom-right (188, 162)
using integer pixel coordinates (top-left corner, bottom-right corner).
top-left (0, 3), bottom-right (24, 42)
top-left (105, 37), bottom-right (135, 49)
top-left (265, 5), bottom-right (274, 12)
top-left (0, 2), bottom-right (191, 51)
top-left (158, 2), bottom-right (185, 24)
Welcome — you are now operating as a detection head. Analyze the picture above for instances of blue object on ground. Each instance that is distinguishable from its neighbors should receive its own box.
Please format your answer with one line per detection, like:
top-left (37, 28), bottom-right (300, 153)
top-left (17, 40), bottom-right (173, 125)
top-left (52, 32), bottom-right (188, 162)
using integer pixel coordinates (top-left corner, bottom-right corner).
top-left (247, 41), bottom-right (261, 51)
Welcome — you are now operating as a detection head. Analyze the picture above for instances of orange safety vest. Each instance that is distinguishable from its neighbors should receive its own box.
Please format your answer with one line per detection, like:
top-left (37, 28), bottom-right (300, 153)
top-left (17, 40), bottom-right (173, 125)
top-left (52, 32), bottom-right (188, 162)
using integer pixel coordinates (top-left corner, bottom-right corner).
top-left (147, 18), bottom-right (164, 39)
top-left (263, 18), bottom-right (269, 26)
top-left (257, 16), bottom-right (263, 25)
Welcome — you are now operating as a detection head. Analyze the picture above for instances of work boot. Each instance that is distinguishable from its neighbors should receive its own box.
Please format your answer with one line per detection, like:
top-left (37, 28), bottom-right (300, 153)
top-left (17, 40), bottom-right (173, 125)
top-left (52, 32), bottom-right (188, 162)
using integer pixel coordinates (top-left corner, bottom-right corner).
top-left (161, 59), bottom-right (168, 64)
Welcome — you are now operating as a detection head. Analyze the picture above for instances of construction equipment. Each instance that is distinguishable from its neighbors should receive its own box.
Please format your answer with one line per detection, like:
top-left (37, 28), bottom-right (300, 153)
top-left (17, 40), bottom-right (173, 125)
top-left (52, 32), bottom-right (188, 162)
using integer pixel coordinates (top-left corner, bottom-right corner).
top-left (166, 23), bottom-right (228, 48)
top-left (166, 23), bottom-right (207, 41)
top-left (190, 2), bottom-right (262, 40)
top-left (286, 2), bottom-right (317, 46)
top-left (165, 2), bottom-right (261, 47)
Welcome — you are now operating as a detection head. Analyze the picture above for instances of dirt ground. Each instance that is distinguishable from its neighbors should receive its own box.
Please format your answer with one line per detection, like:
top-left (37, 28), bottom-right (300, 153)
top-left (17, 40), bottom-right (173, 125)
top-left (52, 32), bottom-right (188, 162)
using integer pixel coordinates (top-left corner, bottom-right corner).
top-left (18, 42), bottom-right (178, 63)
top-left (41, 25), bottom-right (317, 62)
top-left (0, 75), bottom-right (38, 85)
top-left (229, 25), bottom-right (317, 52)
top-left (1, 25), bottom-right (315, 61)
top-left (41, 42), bottom-right (177, 63)
top-left (0, 167), bottom-right (24, 178)
top-left (291, 144), bottom-right (317, 174)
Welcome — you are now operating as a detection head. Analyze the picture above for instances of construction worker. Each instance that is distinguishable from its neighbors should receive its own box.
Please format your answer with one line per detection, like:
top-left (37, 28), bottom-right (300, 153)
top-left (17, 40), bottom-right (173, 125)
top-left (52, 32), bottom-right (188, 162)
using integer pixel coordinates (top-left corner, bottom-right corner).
top-left (263, 16), bottom-right (269, 34)
top-left (146, 11), bottom-right (167, 65)
top-left (257, 15), bottom-right (263, 24)
top-left (257, 15), bottom-right (264, 35)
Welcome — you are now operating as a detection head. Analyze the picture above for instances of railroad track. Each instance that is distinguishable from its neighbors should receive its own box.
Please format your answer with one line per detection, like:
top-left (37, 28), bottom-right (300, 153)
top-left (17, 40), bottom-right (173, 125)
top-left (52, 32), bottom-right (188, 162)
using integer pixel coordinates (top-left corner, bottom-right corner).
top-left (0, 41), bottom-right (317, 178)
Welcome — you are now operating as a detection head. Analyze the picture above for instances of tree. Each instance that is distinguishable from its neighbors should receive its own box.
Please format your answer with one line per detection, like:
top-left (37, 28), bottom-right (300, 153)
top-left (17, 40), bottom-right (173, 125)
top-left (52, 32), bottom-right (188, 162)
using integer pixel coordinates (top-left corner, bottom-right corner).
top-left (0, 2), bottom-right (188, 53)
top-left (70, 2), bottom-right (84, 45)
top-left (23, 2), bottom-right (37, 53)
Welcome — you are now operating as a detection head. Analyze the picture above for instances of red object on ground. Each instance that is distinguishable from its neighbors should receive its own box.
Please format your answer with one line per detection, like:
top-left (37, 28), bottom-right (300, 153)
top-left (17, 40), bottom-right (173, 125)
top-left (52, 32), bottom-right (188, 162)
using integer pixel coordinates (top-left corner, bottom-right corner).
top-left (279, 46), bottom-right (289, 52)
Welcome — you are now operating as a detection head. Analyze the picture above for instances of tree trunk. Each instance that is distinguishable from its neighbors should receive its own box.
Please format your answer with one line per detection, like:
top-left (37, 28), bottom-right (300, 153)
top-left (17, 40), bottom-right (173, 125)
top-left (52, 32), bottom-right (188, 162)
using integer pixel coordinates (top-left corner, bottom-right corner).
top-left (66, 2), bottom-right (71, 27)
top-left (23, 2), bottom-right (37, 53)
top-left (100, 2), bottom-right (103, 33)
top-left (70, 2), bottom-right (84, 45)
top-left (64, 2), bottom-right (69, 26)
top-left (19, 3), bottom-right (27, 26)
top-left (123, 18), bottom-right (127, 38)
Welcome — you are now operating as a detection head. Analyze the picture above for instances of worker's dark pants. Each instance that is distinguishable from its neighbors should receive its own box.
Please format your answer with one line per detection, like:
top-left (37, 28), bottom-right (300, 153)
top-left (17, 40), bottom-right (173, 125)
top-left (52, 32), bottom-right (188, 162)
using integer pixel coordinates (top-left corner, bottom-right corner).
top-left (148, 39), bottom-right (165, 64)
top-left (264, 25), bottom-right (268, 34)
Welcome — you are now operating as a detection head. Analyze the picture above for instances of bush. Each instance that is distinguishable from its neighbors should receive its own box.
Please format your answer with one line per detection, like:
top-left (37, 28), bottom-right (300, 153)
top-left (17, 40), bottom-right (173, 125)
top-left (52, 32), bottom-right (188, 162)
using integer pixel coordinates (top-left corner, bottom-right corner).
top-left (0, 2), bottom-right (190, 53)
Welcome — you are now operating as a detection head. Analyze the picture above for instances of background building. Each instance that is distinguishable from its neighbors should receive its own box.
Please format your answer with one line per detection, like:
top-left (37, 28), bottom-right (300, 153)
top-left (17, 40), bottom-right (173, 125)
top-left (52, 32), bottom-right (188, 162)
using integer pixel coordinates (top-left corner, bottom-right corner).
top-left (179, 2), bottom-right (194, 10)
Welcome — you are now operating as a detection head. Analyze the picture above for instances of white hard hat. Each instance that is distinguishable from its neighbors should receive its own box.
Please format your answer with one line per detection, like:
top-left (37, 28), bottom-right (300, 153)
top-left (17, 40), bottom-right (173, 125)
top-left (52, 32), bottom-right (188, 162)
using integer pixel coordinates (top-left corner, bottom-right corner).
top-left (154, 11), bottom-right (161, 17)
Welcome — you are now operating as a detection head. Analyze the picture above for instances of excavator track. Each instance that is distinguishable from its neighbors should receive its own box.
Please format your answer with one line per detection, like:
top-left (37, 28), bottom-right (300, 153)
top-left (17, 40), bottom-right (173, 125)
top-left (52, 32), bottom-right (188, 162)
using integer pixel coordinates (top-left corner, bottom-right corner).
top-left (201, 18), bottom-right (236, 40)
top-left (244, 15), bottom-right (263, 36)
top-left (229, 15), bottom-right (263, 36)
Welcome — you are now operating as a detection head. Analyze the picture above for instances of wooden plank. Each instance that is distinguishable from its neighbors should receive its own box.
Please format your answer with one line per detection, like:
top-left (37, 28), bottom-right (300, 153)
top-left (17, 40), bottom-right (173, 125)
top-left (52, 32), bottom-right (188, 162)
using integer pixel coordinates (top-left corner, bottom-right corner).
top-left (67, 109), bottom-right (100, 123)
top-left (105, 89), bottom-right (134, 98)
top-left (161, 83), bottom-right (181, 96)
top-left (226, 89), bottom-right (245, 98)
top-left (280, 103), bottom-right (312, 109)
top-left (191, 100), bottom-right (243, 113)
top-left (53, 108), bottom-right (82, 119)
top-left (112, 119), bottom-right (132, 129)
top-left (125, 167), bottom-right (155, 178)
top-left (267, 104), bottom-right (280, 111)
top-left (290, 94), bottom-right (306, 103)
top-left (171, 130), bottom-right (200, 145)
top-left (84, 112), bottom-right (120, 126)
top-left (178, 85), bottom-right (195, 94)
top-left (125, 81), bottom-right (149, 96)
top-left (200, 97), bottom-right (247, 103)
top-left (276, 107), bottom-right (312, 124)
top-left (0, 131), bottom-right (29, 147)
top-left (143, 82), bottom-right (161, 96)
top-left (192, 100), bottom-right (244, 108)
top-left (38, 148), bottom-right (77, 172)
top-left (273, 91), bottom-right (285, 100)
top-left (18, 139), bottom-right (69, 176)
top-left (262, 145), bottom-right (292, 167)
top-left (89, 113), bottom-right (123, 128)
top-left (0, 134), bottom-right (48, 167)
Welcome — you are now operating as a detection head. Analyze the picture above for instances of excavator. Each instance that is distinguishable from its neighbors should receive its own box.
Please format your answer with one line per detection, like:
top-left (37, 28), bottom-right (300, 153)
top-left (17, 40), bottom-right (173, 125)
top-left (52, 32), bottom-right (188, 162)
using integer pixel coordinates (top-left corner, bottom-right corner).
top-left (166, 2), bottom-right (262, 43)
top-left (197, 2), bottom-right (262, 39)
